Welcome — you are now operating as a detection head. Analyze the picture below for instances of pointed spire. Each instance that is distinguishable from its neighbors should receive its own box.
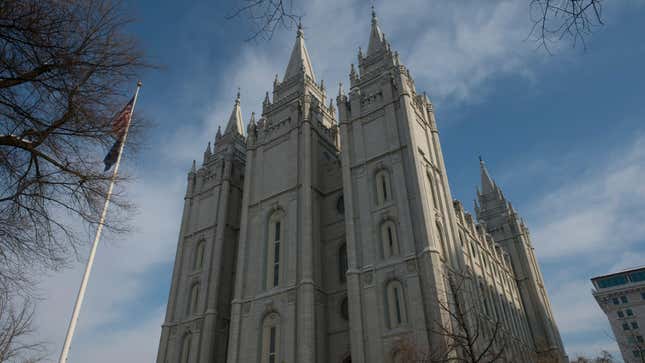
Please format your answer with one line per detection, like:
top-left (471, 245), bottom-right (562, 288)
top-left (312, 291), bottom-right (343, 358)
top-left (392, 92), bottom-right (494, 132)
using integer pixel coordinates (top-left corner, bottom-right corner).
top-left (479, 156), bottom-right (497, 195)
top-left (224, 90), bottom-right (244, 136)
top-left (367, 6), bottom-right (386, 56)
top-left (216, 125), bottom-right (222, 140)
top-left (191, 160), bottom-right (196, 173)
top-left (283, 21), bottom-right (316, 82)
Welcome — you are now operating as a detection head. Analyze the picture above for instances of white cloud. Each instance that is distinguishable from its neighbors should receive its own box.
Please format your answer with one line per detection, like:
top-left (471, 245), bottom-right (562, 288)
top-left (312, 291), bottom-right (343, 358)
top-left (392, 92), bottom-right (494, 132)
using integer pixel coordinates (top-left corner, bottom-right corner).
top-left (529, 134), bottom-right (645, 261)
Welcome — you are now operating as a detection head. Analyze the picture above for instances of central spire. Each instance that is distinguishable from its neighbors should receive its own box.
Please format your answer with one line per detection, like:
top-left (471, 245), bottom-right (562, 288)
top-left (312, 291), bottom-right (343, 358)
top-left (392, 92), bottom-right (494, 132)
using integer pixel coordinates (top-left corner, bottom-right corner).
top-left (283, 22), bottom-right (316, 82)
top-left (367, 6), bottom-right (386, 56)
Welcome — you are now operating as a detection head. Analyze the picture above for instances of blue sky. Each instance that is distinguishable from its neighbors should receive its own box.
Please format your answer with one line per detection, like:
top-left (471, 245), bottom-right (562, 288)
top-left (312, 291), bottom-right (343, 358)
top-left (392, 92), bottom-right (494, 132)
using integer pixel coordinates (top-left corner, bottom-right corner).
top-left (32, 1), bottom-right (645, 362)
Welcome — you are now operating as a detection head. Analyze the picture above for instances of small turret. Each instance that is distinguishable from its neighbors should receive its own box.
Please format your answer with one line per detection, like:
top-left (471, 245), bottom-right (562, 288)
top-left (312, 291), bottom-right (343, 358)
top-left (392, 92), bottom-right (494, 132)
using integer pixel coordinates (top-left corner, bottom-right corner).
top-left (203, 141), bottom-right (212, 163)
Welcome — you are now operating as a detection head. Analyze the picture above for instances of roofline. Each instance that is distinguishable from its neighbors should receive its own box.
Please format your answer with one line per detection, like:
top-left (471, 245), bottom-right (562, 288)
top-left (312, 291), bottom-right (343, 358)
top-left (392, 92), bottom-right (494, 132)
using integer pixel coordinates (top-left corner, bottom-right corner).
top-left (590, 265), bottom-right (645, 282)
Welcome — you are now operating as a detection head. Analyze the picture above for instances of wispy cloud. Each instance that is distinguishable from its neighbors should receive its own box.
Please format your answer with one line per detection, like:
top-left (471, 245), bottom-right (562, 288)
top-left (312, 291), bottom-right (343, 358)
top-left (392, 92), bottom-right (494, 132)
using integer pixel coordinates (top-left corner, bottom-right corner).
top-left (529, 134), bottom-right (645, 262)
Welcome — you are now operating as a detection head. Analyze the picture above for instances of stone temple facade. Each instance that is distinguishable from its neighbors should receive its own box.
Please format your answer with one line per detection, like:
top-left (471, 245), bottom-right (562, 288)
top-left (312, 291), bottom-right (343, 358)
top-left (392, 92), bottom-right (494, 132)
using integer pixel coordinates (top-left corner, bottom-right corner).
top-left (156, 11), bottom-right (567, 363)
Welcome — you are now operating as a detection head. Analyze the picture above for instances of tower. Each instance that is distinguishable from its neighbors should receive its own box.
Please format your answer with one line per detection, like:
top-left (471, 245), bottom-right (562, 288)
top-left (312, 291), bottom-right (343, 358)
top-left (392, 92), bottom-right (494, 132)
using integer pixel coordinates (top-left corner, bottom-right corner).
top-left (475, 159), bottom-right (567, 363)
top-left (225, 23), bottom-right (346, 363)
top-left (336, 10), bottom-right (461, 362)
top-left (156, 94), bottom-right (246, 363)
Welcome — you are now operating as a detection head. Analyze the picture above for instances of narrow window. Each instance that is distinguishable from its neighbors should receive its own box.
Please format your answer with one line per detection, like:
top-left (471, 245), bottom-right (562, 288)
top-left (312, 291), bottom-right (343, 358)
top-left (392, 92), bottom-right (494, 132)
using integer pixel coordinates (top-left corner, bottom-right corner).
top-left (188, 283), bottom-right (199, 315)
top-left (375, 170), bottom-right (392, 206)
top-left (386, 281), bottom-right (407, 328)
top-left (273, 224), bottom-right (280, 287)
top-left (632, 321), bottom-right (639, 329)
top-left (436, 222), bottom-right (448, 260)
top-left (267, 214), bottom-right (284, 289)
top-left (627, 308), bottom-right (634, 316)
top-left (381, 221), bottom-right (400, 258)
top-left (618, 310), bottom-right (625, 318)
top-left (427, 172), bottom-right (439, 208)
top-left (613, 297), bottom-right (620, 305)
top-left (340, 297), bottom-right (349, 321)
top-left (194, 240), bottom-right (205, 270)
top-left (261, 313), bottom-right (280, 363)
top-left (623, 322), bottom-right (630, 331)
top-left (394, 287), bottom-right (402, 324)
top-left (339, 243), bottom-right (348, 283)
top-left (621, 295), bottom-right (629, 304)
top-left (180, 334), bottom-right (192, 363)
top-left (381, 176), bottom-right (388, 201)
top-left (269, 327), bottom-right (276, 363)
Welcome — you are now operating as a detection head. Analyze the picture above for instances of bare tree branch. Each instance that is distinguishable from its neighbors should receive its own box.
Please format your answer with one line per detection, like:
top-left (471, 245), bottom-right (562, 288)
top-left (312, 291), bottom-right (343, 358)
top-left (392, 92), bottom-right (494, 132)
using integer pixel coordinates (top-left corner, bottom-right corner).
top-left (0, 0), bottom-right (150, 297)
top-left (226, 0), bottom-right (301, 41)
top-left (0, 292), bottom-right (44, 363)
top-left (529, 0), bottom-right (604, 53)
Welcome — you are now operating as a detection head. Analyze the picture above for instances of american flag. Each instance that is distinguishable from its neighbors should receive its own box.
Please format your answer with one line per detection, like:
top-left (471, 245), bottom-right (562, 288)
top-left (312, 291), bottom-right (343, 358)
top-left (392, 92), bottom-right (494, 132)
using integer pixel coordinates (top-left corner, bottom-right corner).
top-left (103, 96), bottom-right (135, 171)
top-left (112, 96), bottom-right (135, 139)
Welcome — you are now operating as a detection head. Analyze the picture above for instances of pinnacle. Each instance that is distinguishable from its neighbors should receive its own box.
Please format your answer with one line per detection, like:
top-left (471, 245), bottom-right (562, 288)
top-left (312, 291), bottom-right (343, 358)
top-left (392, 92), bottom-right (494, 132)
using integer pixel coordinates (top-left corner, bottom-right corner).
top-left (283, 21), bottom-right (316, 82)
top-left (224, 91), bottom-right (244, 136)
top-left (367, 6), bottom-right (386, 56)
top-left (479, 157), bottom-right (497, 195)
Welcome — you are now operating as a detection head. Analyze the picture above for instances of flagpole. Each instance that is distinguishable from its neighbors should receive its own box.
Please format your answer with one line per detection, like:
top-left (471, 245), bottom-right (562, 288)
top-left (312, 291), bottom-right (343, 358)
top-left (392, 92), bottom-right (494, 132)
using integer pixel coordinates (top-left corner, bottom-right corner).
top-left (58, 80), bottom-right (142, 363)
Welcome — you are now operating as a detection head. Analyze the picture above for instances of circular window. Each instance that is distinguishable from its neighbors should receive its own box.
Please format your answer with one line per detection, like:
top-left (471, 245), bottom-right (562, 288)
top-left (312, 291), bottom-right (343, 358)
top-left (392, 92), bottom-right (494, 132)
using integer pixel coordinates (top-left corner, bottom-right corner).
top-left (340, 297), bottom-right (349, 320)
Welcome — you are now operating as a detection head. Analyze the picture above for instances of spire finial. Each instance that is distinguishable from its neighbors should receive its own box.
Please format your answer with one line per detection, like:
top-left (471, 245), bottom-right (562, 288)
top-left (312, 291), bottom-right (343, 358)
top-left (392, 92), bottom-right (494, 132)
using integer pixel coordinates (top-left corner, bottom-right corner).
top-left (297, 18), bottom-right (303, 38)
top-left (479, 155), bottom-right (483, 164)
top-left (236, 88), bottom-right (241, 104)
top-left (371, 4), bottom-right (377, 22)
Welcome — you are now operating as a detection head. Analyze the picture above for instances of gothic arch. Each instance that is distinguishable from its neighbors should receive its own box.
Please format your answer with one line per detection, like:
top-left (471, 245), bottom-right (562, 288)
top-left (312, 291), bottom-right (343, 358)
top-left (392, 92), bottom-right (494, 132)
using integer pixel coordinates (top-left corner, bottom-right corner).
top-left (373, 166), bottom-right (393, 206)
top-left (384, 279), bottom-right (408, 329)
top-left (259, 311), bottom-right (281, 363)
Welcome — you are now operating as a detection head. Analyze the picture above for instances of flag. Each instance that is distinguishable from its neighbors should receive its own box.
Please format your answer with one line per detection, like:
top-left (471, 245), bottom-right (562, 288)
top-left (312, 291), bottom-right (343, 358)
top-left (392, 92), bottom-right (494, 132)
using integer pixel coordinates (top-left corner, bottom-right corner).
top-left (103, 96), bottom-right (135, 171)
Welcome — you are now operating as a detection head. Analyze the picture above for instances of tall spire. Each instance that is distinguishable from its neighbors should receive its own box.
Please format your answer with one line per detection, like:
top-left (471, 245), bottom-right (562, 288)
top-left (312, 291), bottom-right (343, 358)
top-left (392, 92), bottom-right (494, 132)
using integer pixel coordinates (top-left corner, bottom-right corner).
top-left (367, 6), bottom-right (386, 56)
top-left (224, 90), bottom-right (244, 136)
top-left (479, 156), bottom-right (497, 195)
top-left (283, 21), bottom-right (316, 82)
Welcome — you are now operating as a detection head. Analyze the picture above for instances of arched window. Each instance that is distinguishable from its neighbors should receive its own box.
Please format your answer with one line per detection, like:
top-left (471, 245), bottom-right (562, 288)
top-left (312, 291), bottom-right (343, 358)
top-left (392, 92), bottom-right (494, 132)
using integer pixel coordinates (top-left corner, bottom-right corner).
top-left (267, 212), bottom-right (284, 289)
top-left (435, 222), bottom-right (448, 260)
top-left (427, 171), bottom-right (439, 209)
top-left (180, 333), bottom-right (192, 363)
top-left (375, 169), bottom-right (392, 206)
top-left (386, 280), bottom-right (407, 328)
top-left (381, 220), bottom-right (400, 259)
top-left (194, 240), bottom-right (205, 270)
top-left (339, 243), bottom-right (348, 283)
top-left (261, 313), bottom-right (281, 363)
top-left (188, 282), bottom-right (200, 315)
